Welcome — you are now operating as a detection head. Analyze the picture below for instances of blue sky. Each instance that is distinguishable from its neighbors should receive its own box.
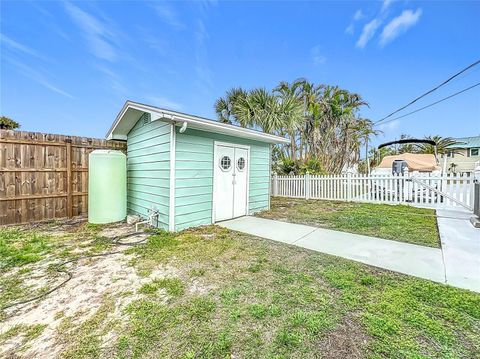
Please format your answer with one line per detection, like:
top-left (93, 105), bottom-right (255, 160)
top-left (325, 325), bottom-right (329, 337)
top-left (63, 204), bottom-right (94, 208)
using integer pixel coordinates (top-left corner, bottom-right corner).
top-left (1, 0), bottom-right (479, 148)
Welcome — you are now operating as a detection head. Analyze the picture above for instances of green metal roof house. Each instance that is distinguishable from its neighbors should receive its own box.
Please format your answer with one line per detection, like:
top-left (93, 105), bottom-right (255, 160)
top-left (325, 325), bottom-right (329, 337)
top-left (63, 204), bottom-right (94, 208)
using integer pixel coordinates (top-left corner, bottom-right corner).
top-left (447, 135), bottom-right (480, 149)
top-left (444, 135), bottom-right (480, 174)
top-left (106, 101), bottom-right (288, 231)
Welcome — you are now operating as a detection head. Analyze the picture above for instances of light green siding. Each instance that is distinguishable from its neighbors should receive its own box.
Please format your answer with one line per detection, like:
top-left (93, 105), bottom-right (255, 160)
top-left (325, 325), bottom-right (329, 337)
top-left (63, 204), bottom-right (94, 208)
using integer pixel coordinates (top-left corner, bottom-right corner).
top-left (174, 128), bottom-right (271, 231)
top-left (127, 114), bottom-right (171, 229)
top-left (125, 116), bottom-right (272, 232)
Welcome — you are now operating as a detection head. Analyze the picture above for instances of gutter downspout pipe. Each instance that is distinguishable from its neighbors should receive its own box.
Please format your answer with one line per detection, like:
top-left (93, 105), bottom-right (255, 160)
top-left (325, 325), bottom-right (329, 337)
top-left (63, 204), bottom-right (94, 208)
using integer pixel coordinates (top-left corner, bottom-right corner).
top-left (179, 121), bottom-right (188, 133)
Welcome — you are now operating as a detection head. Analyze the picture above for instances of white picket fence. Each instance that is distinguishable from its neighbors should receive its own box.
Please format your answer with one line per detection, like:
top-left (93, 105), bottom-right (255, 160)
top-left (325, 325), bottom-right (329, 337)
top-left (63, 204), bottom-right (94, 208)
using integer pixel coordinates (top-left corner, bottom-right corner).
top-left (271, 173), bottom-right (476, 210)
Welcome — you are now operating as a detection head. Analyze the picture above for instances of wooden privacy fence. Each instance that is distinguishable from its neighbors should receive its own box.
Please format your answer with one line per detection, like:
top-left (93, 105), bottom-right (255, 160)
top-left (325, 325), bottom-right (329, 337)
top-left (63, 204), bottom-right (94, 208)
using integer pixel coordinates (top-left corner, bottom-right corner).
top-left (0, 130), bottom-right (126, 225)
top-left (271, 173), bottom-right (476, 210)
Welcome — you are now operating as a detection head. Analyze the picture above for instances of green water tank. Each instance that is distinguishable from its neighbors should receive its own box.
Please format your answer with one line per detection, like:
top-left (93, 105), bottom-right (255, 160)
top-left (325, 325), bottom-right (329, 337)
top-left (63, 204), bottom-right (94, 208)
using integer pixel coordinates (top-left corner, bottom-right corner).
top-left (88, 150), bottom-right (127, 224)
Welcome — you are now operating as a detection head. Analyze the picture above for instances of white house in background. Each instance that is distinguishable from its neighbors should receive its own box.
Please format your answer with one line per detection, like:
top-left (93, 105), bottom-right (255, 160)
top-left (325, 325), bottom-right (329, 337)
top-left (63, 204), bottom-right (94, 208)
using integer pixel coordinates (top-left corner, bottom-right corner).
top-left (443, 135), bottom-right (480, 175)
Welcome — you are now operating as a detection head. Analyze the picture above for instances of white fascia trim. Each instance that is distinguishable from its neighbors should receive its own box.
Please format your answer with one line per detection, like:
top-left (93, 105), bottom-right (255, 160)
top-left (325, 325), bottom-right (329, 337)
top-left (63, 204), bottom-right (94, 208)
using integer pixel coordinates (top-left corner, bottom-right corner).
top-left (106, 101), bottom-right (130, 139)
top-left (169, 124), bottom-right (176, 231)
top-left (106, 101), bottom-right (289, 144)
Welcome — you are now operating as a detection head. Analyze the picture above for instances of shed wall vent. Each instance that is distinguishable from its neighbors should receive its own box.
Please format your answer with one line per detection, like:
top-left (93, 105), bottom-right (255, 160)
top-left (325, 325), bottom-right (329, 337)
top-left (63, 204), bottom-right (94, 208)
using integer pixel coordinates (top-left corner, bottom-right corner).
top-left (141, 112), bottom-right (151, 125)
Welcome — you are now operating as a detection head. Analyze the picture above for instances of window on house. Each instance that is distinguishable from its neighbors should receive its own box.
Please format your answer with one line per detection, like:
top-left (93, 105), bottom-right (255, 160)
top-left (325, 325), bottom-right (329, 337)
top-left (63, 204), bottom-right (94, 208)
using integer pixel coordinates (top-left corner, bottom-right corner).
top-left (470, 148), bottom-right (479, 156)
top-left (220, 156), bottom-right (231, 171)
top-left (237, 157), bottom-right (246, 171)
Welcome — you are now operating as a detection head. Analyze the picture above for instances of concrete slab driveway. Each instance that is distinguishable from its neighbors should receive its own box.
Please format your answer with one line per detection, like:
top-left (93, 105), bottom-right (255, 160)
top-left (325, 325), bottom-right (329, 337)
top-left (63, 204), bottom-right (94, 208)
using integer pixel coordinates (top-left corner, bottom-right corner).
top-left (437, 208), bottom-right (480, 292)
top-left (219, 213), bottom-right (479, 293)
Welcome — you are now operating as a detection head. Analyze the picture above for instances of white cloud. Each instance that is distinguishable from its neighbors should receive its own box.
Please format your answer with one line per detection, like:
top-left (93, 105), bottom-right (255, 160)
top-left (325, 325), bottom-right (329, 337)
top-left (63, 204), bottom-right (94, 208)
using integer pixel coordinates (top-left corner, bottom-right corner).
top-left (381, 0), bottom-right (395, 13)
top-left (345, 24), bottom-right (354, 35)
top-left (155, 5), bottom-right (184, 29)
top-left (0, 34), bottom-right (51, 62)
top-left (354, 9), bottom-right (364, 21)
top-left (356, 19), bottom-right (382, 49)
top-left (145, 96), bottom-right (183, 111)
top-left (345, 9), bottom-right (364, 35)
top-left (311, 45), bottom-right (327, 65)
top-left (198, 0), bottom-right (218, 14)
top-left (378, 119), bottom-right (400, 131)
top-left (379, 9), bottom-right (422, 46)
top-left (194, 19), bottom-right (213, 89)
top-left (64, 2), bottom-right (118, 61)
top-left (5, 57), bottom-right (73, 98)
top-left (96, 66), bottom-right (127, 95)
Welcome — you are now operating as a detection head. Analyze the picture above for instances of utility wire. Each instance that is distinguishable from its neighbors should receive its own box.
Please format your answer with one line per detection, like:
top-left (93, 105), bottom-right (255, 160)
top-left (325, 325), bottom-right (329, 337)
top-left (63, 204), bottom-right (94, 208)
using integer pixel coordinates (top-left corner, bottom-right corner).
top-left (375, 82), bottom-right (480, 127)
top-left (375, 59), bottom-right (480, 124)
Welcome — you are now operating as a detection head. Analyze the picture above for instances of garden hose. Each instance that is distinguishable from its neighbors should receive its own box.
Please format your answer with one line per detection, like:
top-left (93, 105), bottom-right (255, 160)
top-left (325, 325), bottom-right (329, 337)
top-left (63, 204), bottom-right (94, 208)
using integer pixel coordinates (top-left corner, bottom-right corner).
top-left (1, 231), bottom-right (149, 312)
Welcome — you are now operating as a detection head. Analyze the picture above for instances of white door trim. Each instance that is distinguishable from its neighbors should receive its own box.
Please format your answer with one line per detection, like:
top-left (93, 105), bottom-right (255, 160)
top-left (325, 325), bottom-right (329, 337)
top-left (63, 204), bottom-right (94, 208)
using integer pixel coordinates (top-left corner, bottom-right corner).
top-left (212, 141), bottom-right (250, 223)
top-left (214, 141), bottom-right (251, 150)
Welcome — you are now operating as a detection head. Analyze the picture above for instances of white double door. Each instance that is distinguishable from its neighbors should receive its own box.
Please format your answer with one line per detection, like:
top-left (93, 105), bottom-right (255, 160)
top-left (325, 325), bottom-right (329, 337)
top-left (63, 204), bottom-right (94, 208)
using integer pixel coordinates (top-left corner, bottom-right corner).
top-left (214, 143), bottom-right (249, 222)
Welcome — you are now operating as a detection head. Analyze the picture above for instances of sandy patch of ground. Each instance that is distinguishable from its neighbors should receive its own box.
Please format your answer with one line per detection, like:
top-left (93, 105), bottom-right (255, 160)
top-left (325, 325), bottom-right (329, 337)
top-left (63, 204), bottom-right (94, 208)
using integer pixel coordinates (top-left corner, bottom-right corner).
top-left (0, 223), bottom-right (180, 359)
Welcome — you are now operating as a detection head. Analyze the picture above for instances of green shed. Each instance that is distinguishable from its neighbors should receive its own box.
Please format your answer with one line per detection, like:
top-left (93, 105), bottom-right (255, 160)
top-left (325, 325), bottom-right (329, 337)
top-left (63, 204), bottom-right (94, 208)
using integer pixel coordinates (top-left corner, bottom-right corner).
top-left (106, 101), bottom-right (288, 231)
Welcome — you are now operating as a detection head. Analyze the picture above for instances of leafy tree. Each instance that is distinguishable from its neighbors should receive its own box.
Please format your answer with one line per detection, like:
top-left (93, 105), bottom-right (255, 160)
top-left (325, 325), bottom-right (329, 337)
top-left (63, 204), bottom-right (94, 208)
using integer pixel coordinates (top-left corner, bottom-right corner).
top-left (396, 134), bottom-right (417, 153)
top-left (215, 79), bottom-right (374, 174)
top-left (368, 146), bottom-right (395, 168)
top-left (278, 158), bottom-right (298, 175)
top-left (415, 135), bottom-right (461, 155)
top-left (216, 86), bottom-right (304, 160)
top-left (0, 116), bottom-right (20, 130)
top-left (214, 87), bottom-right (247, 124)
top-left (299, 158), bottom-right (326, 175)
top-left (356, 118), bottom-right (381, 173)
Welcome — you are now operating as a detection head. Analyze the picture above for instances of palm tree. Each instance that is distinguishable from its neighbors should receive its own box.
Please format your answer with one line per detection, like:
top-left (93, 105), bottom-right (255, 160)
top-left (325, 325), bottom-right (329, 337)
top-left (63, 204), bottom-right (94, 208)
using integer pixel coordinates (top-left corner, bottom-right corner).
top-left (274, 79), bottom-right (320, 160)
top-left (215, 86), bottom-right (305, 159)
top-left (416, 135), bottom-right (461, 156)
top-left (214, 80), bottom-right (371, 174)
top-left (355, 118), bottom-right (380, 174)
top-left (233, 88), bottom-right (278, 130)
top-left (214, 87), bottom-right (247, 124)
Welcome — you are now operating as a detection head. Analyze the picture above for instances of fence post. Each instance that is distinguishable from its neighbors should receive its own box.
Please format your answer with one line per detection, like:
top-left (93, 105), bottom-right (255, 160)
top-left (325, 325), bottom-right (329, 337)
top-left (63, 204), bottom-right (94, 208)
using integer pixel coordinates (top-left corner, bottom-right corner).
top-left (273, 173), bottom-right (278, 196)
top-left (65, 138), bottom-right (73, 218)
top-left (305, 173), bottom-right (310, 199)
top-left (347, 172), bottom-right (352, 201)
top-left (403, 168), bottom-right (409, 202)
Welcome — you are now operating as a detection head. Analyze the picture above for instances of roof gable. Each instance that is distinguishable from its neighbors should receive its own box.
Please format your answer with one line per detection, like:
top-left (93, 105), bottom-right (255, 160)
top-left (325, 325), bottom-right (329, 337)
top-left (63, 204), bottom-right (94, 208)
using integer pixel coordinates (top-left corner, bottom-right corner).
top-left (106, 101), bottom-right (289, 144)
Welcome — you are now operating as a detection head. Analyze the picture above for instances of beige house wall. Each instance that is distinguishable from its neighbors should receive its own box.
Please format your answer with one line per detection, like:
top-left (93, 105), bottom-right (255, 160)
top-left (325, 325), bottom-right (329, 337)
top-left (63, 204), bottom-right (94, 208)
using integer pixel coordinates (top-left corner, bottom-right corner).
top-left (443, 149), bottom-right (480, 173)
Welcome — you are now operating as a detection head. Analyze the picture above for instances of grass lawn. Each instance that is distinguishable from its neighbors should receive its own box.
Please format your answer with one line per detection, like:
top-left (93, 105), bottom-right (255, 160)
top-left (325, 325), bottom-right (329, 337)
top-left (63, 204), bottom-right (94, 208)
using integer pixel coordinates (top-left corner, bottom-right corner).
top-left (258, 197), bottom-right (440, 248)
top-left (1, 220), bottom-right (478, 358)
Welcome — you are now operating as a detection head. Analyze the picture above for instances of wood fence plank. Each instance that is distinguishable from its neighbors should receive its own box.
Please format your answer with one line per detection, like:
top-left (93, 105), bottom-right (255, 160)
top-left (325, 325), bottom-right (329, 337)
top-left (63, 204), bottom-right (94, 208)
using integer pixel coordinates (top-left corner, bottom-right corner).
top-left (0, 129), bottom-right (126, 225)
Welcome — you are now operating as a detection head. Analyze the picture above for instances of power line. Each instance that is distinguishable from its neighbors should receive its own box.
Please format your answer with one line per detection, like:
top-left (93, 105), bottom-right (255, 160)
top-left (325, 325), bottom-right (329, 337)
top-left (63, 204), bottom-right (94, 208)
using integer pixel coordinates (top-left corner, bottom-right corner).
top-left (375, 82), bottom-right (480, 127)
top-left (375, 59), bottom-right (480, 124)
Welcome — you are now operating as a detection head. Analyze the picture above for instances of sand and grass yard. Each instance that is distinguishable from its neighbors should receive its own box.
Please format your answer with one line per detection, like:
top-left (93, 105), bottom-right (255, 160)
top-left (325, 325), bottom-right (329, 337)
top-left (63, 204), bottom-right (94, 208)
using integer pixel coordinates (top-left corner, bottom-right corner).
top-left (0, 215), bottom-right (478, 358)
top-left (258, 197), bottom-right (440, 248)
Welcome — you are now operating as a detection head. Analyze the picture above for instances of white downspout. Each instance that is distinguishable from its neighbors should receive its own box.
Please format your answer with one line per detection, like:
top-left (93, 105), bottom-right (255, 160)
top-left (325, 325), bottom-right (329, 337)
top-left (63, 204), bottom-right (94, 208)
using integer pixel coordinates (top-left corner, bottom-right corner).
top-left (169, 124), bottom-right (176, 231)
top-left (179, 121), bottom-right (188, 133)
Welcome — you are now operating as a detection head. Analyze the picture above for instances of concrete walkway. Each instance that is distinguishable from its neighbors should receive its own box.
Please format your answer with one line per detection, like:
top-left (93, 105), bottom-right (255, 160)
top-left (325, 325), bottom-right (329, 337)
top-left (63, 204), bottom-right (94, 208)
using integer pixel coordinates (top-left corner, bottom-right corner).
top-left (436, 208), bottom-right (480, 292)
top-left (219, 214), bottom-right (479, 292)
